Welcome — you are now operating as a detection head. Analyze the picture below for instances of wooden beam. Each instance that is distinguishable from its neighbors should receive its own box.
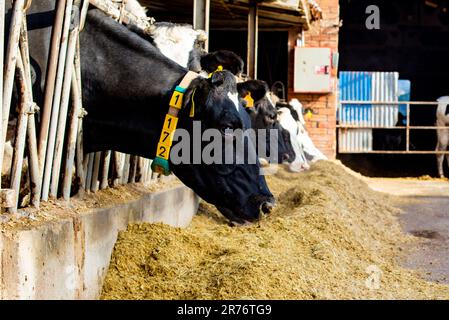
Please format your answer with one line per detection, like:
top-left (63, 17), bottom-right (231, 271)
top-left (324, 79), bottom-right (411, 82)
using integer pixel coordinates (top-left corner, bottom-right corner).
top-left (193, 0), bottom-right (210, 50)
top-left (247, 2), bottom-right (258, 79)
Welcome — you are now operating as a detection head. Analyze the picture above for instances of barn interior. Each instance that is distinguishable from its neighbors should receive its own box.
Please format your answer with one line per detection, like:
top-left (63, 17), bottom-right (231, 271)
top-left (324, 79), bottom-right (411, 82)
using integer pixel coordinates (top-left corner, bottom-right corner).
top-left (140, 0), bottom-right (310, 94)
top-left (338, 0), bottom-right (449, 177)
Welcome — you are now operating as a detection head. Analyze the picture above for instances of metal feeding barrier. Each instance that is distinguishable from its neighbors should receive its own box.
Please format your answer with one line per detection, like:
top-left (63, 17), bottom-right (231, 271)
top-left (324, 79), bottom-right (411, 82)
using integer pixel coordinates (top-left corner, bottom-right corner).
top-left (0, 0), bottom-right (161, 214)
top-left (337, 101), bottom-right (449, 155)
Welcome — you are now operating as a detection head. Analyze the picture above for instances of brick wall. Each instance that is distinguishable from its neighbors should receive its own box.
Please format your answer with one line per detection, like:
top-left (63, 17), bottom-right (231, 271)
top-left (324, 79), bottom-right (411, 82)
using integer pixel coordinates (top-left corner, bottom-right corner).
top-left (287, 0), bottom-right (340, 159)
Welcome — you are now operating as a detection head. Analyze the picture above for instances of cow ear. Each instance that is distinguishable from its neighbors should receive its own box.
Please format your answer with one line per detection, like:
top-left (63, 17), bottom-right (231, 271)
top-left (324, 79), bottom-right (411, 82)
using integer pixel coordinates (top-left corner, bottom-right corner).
top-left (209, 71), bottom-right (226, 87)
top-left (237, 80), bottom-right (268, 103)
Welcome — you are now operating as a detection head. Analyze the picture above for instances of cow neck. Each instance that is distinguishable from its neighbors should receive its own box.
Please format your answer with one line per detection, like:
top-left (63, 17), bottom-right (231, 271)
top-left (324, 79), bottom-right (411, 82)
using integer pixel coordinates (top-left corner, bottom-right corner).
top-left (151, 71), bottom-right (199, 175)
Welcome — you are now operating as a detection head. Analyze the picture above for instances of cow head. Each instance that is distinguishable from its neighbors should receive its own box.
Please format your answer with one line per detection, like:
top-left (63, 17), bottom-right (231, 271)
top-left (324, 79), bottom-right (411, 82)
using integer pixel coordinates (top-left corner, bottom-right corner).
top-left (200, 50), bottom-right (245, 77)
top-left (237, 80), bottom-right (296, 164)
top-left (171, 71), bottom-right (275, 224)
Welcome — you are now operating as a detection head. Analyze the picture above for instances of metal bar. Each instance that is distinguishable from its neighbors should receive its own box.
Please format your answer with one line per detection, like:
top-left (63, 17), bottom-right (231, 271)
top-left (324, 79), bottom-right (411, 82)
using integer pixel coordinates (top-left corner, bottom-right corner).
top-left (247, 2), bottom-right (258, 79)
top-left (9, 53), bottom-right (30, 213)
top-left (122, 154), bottom-right (130, 184)
top-left (38, 0), bottom-right (67, 184)
top-left (19, 15), bottom-right (41, 208)
top-left (193, 0), bottom-right (210, 51)
top-left (85, 152), bottom-right (94, 190)
top-left (129, 155), bottom-right (137, 183)
top-left (41, 0), bottom-right (74, 200)
top-left (49, 3), bottom-right (81, 198)
top-left (100, 150), bottom-right (111, 189)
top-left (1, 0), bottom-right (26, 191)
top-left (75, 112), bottom-right (86, 191)
top-left (406, 103), bottom-right (410, 152)
top-left (90, 151), bottom-right (101, 192)
top-left (62, 71), bottom-right (81, 200)
top-left (113, 151), bottom-right (123, 186)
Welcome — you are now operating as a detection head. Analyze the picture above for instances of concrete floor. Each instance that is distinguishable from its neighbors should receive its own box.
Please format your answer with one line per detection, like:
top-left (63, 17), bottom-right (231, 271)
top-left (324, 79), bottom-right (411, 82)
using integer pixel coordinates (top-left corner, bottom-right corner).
top-left (367, 178), bottom-right (449, 284)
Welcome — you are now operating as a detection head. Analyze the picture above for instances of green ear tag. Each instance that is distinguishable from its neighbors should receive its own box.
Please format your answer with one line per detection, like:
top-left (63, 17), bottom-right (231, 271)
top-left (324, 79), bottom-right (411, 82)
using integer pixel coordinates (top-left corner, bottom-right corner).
top-left (151, 157), bottom-right (171, 176)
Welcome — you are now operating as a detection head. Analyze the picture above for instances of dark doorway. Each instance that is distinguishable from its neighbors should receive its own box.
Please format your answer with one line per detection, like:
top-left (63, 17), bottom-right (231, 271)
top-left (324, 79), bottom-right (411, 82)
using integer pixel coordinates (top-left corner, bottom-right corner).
top-left (338, 0), bottom-right (449, 177)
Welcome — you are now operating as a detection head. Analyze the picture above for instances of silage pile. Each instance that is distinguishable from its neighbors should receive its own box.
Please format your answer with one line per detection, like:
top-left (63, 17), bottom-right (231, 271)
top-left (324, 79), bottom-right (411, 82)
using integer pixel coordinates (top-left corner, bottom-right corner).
top-left (101, 161), bottom-right (449, 299)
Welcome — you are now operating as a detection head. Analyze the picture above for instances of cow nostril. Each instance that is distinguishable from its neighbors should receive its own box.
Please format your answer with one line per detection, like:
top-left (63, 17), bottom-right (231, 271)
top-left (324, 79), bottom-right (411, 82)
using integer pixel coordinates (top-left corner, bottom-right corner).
top-left (261, 201), bottom-right (275, 214)
top-left (282, 154), bottom-right (290, 162)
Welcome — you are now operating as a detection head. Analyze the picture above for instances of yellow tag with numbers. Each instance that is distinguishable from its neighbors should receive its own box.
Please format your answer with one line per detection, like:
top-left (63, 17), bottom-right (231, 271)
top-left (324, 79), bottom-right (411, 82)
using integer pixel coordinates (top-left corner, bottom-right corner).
top-left (156, 143), bottom-right (170, 160)
top-left (163, 114), bottom-right (178, 132)
top-left (169, 92), bottom-right (184, 109)
top-left (244, 93), bottom-right (254, 108)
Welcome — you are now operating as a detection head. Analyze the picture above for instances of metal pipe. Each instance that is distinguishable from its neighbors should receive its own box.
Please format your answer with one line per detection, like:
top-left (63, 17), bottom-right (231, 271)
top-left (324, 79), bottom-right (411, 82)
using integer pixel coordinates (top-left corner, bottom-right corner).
top-left (90, 151), bottom-right (101, 192)
top-left (62, 71), bottom-right (81, 200)
top-left (193, 0), bottom-right (210, 51)
top-left (85, 152), bottom-right (94, 191)
top-left (41, 0), bottom-right (74, 200)
top-left (49, 11), bottom-right (80, 198)
top-left (340, 101), bottom-right (441, 105)
top-left (1, 0), bottom-right (26, 190)
top-left (19, 16), bottom-right (41, 208)
top-left (247, 2), bottom-right (258, 79)
top-left (9, 53), bottom-right (30, 213)
top-left (100, 150), bottom-right (111, 189)
top-left (38, 0), bottom-right (67, 184)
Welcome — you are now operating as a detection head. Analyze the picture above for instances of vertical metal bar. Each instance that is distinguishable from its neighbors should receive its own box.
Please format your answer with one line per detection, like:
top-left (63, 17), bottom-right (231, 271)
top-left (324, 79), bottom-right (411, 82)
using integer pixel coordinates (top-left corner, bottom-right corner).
top-left (129, 155), bottom-right (137, 183)
top-left (1, 0), bottom-right (26, 189)
top-left (122, 154), bottom-right (130, 184)
top-left (100, 150), bottom-right (111, 189)
top-left (38, 0), bottom-right (67, 183)
top-left (113, 151), bottom-right (123, 186)
top-left (90, 151), bottom-right (101, 192)
top-left (41, 0), bottom-right (74, 200)
top-left (19, 16), bottom-right (41, 208)
top-left (49, 5), bottom-right (80, 198)
top-left (75, 114), bottom-right (86, 191)
top-left (85, 153), bottom-right (94, 191)
top-left (62, 71), bottom-right (81, 200)
top-left (406, 103), bottom-right (410, 152)
top-left (193, 0), bottom-right (210, 51)
top-left (9, 53), bottom-right (29, 213)
top-left (247, 2), bottom-right (258, 79)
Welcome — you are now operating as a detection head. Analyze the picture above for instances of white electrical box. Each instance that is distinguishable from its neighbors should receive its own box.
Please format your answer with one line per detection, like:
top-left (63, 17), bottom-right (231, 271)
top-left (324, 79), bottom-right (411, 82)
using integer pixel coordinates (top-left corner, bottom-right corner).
top-left (294, 47), bottom-right (332, 93)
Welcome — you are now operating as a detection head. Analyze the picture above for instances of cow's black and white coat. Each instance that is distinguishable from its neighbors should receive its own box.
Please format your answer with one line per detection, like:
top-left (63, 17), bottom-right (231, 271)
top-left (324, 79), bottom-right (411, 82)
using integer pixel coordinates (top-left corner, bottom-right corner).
top-left (436, 96), bottom-right (449, 178)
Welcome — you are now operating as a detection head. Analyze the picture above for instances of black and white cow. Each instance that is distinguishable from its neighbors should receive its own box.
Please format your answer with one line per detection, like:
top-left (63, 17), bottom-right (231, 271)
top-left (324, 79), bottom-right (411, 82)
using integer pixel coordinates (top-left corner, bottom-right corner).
top-left (276, 99), bottom-right (327, 170)
top-left (237, 80), bottom-right (296, 165)
top-left (436, 96), bottom-right (449, 178)
top-left (5, 4), bottom-right (275, 223)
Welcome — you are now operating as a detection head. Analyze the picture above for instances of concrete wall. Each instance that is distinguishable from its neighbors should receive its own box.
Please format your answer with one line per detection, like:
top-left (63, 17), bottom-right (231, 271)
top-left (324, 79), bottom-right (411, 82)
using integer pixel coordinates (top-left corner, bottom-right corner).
top-left (0, 186), bottom-right (199, 300)
top-left (288, 0), bottom-right (340, 159)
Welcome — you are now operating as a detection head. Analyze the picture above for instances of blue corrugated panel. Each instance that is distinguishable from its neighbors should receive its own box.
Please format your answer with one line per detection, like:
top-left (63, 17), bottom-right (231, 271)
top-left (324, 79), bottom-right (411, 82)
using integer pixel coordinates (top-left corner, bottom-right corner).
top-left (339, 71), bottom-right (372, 125)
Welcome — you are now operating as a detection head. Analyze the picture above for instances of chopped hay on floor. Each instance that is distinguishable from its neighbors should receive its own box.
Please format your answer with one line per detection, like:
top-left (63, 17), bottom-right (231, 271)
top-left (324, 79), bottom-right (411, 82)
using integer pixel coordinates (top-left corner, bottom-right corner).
top-left (101, 161), bottom-right (449, 299)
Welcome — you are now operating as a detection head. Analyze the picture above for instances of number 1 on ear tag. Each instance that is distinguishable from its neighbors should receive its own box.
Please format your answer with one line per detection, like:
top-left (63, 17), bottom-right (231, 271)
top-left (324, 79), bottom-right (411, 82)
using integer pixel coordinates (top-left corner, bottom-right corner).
top-left (170, 92), bottom-right (184, 109)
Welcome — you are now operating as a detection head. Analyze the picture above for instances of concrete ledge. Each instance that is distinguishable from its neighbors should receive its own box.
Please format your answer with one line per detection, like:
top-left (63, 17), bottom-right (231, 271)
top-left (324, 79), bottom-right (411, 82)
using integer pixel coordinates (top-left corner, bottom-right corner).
top-left (0, 185), bottom-right (199, 300)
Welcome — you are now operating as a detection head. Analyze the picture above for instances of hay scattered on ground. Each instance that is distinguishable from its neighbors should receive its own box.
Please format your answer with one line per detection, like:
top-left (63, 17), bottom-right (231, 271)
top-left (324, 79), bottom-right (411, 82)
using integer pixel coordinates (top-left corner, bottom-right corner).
top-left (101, 161), bottom-right (449, 300)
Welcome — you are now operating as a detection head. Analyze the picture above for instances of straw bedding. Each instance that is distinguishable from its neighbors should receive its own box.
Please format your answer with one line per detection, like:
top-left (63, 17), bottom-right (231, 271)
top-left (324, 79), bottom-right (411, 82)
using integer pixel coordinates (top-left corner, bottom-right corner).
top-left (101, 161), bottom-right (449, 299)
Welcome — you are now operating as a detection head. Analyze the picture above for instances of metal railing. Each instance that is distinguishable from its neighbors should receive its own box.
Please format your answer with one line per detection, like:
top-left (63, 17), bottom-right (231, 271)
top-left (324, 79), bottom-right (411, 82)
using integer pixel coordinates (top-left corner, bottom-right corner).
top-left (0, 0), bottom-right (161, 213)
top-left (337, 101), bottom-right (449, 155)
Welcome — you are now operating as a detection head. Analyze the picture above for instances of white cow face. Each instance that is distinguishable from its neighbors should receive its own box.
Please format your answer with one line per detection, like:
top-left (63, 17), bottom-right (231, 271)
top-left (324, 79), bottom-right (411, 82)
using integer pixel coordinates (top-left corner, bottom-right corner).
top-left (277, 107), bottom-right (310, 172)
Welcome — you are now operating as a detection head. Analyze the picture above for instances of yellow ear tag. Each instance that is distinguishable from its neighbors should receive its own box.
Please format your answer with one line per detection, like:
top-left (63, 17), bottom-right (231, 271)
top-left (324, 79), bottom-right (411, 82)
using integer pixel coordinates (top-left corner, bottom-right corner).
top-left (208, 65), bottom-right (223, 78)
top-left (306, 110), bottom-right (313, 120)
top-left (244, 93), bottom-right (254, 108)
